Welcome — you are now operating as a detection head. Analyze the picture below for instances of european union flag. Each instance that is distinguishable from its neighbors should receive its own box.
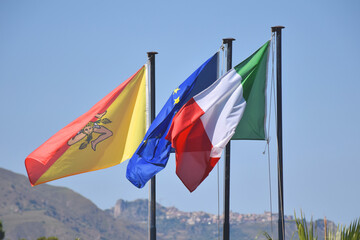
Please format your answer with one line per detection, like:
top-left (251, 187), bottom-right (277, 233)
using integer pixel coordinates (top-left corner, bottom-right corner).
top-left (126, 52), bottom-right (219, 188)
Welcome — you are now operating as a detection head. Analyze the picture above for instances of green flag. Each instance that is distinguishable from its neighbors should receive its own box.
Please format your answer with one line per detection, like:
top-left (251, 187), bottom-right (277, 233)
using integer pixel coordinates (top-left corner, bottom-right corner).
top-left (232, 41), bottom-right (270, 140)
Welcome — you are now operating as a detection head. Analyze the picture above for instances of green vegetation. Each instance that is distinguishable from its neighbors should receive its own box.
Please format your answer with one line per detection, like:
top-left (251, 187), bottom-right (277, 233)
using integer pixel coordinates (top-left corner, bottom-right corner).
top-left (2, 168), bottom-right (358, 240)
top-left (262, 211), bottom-right (317, 240)
top-left (18, 238), bottom-right (81, 240)
top-left (293, 211), bottom-right (317, 240)
top-left (326, 218), bottom-right (360, 240)
top-left (37, 237), bottom-right (59, 240)
top-left (0, 220), bottom-right (4, 240)
top-left (263, 212), bottom-right (360, 240)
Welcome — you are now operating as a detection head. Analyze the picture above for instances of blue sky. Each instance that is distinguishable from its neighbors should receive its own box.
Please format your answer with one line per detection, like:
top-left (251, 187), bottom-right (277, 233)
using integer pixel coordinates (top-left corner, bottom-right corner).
top-left (1, 0), bottom-right (359, 227)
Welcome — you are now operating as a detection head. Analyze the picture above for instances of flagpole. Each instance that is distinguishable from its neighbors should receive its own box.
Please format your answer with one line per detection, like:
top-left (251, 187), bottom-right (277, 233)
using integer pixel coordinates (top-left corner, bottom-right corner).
top-left (271, 26), bottom-right (285, 240)
top-left (222, 38), bottom-right (235, 240)
top-left (147, 51), bottom-right (158, 240)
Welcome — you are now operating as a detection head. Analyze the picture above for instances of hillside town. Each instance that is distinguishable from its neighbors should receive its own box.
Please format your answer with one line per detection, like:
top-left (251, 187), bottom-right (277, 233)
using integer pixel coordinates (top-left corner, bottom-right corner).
top-left (162, 207), bottom-right (293, 225)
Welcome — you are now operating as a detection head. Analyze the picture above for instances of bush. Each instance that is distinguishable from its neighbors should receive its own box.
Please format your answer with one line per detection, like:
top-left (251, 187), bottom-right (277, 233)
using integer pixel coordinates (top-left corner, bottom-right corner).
top-left (37, 237), bottom-right (58, 240)
top-left (327, 218), bottom-right (360, 240)
top-left (0, 220), bottom-right (5, 240)
top-left (263, 212), bottom-right (360, 240)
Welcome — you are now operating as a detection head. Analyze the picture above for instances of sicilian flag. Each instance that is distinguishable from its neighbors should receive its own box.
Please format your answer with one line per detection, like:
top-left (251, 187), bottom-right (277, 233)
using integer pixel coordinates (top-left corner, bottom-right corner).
top-left (126, 53), bottom-right (219, 188)
top-left (25, 66), bottom-right (147, 186)
top-left (166, 41), bottom-right (270, 192)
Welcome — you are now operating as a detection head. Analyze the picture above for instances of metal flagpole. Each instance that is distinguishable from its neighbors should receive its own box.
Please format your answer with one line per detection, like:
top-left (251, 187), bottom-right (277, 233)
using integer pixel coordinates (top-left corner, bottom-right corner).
top-left (271, 26), bottom-right (285, 240)
top-left (222, 38), bottom-right (235, 240)
top-left (147, 51), bottom-right (158, 240)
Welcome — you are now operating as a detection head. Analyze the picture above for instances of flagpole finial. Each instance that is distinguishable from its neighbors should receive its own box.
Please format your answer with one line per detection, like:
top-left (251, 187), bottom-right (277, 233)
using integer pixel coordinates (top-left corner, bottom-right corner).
top-left (147, 52), bottom-right (158, 58)
top-left (271, 26), bottom-right (285, 32)
top-left (222, 38), bottom-right (236, 44)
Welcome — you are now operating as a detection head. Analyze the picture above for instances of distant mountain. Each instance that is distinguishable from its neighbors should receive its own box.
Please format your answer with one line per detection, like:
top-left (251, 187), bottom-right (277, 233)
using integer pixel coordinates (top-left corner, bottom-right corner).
top-left (0, 168), bottom-right (334, 240)
top-left (0, 168), bottom-right (146, 240)
top-left (107, 199), bottom-right (333, 240)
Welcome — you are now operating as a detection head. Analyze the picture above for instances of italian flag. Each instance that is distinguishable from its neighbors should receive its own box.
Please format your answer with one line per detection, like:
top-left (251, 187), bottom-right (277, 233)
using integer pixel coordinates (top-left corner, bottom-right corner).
top-left (166, 41), bottom-right (270, 192)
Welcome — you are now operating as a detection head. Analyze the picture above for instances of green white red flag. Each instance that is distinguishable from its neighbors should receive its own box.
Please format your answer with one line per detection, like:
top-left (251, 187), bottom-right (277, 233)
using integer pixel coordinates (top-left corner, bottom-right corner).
top-left (166, 41), bottom-right (270, 192)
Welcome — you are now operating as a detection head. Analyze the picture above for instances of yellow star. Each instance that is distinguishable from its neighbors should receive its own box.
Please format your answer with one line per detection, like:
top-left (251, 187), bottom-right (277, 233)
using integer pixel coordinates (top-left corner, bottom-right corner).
top-left (173, 88), bottom-right (180, 94)
top-left (174, 97), bottom-right (180, 105)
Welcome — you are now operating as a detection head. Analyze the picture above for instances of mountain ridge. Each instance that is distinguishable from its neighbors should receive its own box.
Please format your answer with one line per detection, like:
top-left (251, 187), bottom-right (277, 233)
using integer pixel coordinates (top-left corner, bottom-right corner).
top-left (0, 168), bottom-right (333, 240)
top-left (0, 168), bottom-right (146, 240)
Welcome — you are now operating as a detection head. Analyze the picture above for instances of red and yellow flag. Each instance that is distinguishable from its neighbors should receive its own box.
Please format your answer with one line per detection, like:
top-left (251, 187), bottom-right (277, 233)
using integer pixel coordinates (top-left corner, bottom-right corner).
top-left (25, 66), bottom-right (147, 186)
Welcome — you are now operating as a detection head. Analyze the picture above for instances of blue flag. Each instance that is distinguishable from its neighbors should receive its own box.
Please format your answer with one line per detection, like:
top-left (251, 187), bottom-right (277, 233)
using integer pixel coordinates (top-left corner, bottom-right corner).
top-left (126, 53), bottom-right (219, 188)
